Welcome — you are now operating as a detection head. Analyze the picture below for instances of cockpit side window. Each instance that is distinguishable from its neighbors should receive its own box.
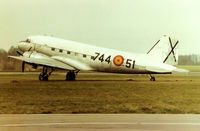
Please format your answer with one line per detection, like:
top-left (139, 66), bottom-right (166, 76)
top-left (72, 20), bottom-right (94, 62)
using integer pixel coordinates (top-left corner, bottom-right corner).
top-left (25, 39), bottom-right (31, 43)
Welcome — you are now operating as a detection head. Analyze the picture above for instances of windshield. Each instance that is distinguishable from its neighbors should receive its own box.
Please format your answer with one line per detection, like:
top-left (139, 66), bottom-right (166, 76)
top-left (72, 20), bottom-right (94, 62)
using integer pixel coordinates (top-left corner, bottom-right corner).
top-left (25, 39), bottom-right (31, 43)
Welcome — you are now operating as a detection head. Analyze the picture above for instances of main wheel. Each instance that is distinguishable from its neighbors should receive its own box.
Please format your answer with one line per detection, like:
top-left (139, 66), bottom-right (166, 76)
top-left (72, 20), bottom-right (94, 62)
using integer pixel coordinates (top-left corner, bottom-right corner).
top-left (43, 74), bottom-right (49, 81)
top-left (39, 74), bottom-right (44, 81)
top-left (66, 72), bottom-right (76, 81)
top-left (39, 73), bottom-right (49, 81)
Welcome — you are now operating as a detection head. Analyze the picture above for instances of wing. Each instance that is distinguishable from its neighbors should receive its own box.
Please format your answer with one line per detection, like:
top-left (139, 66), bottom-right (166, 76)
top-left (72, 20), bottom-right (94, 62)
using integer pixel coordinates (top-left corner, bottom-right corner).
top-left (51, 56), bottom-right (93, 70)
top-left (9, 52), bottom-right (75, 70)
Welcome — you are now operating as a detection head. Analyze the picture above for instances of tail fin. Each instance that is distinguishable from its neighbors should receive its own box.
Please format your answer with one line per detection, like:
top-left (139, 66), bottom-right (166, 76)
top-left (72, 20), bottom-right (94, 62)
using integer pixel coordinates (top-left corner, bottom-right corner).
top-left (147, 35), bottom-right (179, 65)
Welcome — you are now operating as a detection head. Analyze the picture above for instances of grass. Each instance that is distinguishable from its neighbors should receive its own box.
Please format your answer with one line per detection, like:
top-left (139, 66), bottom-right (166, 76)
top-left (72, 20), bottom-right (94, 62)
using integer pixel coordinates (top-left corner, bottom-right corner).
top-left (0, 72), bottom-right (200, 114)
top-left (178, 65), bottom-right (200, 72)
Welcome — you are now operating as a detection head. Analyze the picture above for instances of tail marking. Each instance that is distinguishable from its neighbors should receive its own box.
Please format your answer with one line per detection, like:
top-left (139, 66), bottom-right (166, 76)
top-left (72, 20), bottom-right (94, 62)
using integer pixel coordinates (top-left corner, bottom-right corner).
top-left (147, 40), bottom-right (160, 54)
top-left (163, 37), bottom-right (179, 63)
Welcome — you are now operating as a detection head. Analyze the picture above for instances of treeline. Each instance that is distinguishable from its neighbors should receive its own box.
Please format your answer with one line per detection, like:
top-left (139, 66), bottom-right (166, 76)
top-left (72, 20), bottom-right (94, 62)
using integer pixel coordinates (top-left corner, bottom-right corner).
top-left (0, 47), bottom-right (200, 71)
top-left (178, 55), bottom-right (200, 65)
top-left (0, 46), bottom-right (21, 71)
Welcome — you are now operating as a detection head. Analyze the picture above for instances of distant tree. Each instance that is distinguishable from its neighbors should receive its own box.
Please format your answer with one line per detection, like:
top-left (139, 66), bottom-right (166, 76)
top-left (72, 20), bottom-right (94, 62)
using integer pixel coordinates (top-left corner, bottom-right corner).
top-left (0, 46), bottom-right (21, 71)
top-left (178, 55), bottom-right (200, 65)
top-left (7, 46), bottom-right (21, 71)
top-left (0, 49), bottom-right (8, 70)
top-left (8, 46), bottom-right (18, 56)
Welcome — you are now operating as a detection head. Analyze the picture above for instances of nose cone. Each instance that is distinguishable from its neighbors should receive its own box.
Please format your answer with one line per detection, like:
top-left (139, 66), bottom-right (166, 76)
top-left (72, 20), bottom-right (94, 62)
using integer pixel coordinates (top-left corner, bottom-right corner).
top-left (18, 42), bottom-right (32, 52)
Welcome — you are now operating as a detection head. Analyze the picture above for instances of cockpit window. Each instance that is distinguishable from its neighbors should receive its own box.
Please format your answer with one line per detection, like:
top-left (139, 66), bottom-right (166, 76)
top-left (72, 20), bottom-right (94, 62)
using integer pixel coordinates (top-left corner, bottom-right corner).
top-left (51, 48), bottom-right (55, 51)
top-left (25, 39), bottom-right (31, 43)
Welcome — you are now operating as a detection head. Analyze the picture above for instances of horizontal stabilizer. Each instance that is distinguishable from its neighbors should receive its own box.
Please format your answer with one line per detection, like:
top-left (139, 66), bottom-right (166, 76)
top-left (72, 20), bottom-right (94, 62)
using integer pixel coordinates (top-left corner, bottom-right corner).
top-left (146, 66), bottom-right (171, 73)
top-left (173, 68), bottom-right (189, 73)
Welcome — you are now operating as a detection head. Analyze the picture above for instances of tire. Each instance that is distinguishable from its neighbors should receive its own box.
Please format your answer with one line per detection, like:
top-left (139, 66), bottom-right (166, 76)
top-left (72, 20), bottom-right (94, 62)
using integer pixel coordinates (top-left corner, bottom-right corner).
top-left (39, 74), bottom-right (44, 81)
top-left (66, 72), bottom-right (76, 81)
top-left (39, 74), bottom-right (49, 81)
top-left (150, 77), bottom-right (156, 81)
top-left (43, 75), bottom-right (49, 81)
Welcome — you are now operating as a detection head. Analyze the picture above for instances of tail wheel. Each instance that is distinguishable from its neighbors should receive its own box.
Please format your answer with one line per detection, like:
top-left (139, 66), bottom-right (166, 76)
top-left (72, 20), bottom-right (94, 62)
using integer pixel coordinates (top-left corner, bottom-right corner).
top-left (150, 76), bottom-right (156, 81)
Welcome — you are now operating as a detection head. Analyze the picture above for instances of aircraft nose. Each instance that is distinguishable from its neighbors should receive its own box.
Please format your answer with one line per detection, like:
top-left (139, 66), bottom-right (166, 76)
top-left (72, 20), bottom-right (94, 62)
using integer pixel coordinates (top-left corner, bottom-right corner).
top-left (18, 42), bottom-right (32, 52)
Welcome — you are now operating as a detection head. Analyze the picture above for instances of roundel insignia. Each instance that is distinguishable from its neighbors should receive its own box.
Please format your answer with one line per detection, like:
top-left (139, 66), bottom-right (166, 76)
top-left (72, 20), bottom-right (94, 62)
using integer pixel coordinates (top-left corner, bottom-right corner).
top-left (113, 55), bottom-right (124, 66)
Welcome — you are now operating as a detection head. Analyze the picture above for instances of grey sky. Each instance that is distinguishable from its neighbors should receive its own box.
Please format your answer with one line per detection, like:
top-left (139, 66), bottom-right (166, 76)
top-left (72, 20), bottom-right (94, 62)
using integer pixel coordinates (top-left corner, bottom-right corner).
top-left (0, 0), bottom-right (199, 54)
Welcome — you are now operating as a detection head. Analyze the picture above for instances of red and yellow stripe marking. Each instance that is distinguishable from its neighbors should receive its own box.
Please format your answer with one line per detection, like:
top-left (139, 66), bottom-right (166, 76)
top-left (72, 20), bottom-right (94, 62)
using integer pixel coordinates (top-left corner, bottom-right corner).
top-left (113, 55), bottom-right (124, 66)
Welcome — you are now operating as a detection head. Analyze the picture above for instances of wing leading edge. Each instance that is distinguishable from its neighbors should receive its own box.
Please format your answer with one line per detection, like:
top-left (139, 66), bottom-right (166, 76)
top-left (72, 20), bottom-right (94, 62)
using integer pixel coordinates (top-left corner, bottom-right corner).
top-left (9, 54), bottom-right (75, 70)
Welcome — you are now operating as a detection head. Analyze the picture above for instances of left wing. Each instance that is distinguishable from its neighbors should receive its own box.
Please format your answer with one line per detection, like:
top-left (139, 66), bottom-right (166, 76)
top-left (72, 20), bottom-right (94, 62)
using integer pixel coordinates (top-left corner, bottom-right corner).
top-left (9, 52), bottom-right (75, 70)
top-left (52, 56), bottom-right (93, 70)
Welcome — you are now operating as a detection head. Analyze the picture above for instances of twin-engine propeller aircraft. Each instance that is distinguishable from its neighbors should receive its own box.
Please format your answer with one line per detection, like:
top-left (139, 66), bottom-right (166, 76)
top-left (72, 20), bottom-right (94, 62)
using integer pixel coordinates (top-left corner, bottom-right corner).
top-left (9, 35), bottom-right (187, 81)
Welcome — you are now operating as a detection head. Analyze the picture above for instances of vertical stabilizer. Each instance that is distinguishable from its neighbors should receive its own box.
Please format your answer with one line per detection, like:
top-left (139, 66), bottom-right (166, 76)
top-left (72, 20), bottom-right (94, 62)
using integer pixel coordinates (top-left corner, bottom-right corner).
top-left (147, 35), bottom-right (179, 65)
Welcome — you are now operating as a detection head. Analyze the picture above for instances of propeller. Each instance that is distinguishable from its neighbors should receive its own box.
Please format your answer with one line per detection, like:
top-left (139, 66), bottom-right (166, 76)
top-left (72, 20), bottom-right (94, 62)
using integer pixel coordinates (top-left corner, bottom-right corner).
top-left (22, 61), bottom-right (25, 72)
top-left (16, 50), bottom-right (23, 56)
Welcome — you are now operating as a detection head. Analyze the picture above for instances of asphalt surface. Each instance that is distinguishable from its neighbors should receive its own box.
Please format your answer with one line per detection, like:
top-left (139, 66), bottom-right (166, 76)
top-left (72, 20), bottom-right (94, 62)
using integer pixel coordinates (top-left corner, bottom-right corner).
top-left (1, 114), bottom-right (200, 131)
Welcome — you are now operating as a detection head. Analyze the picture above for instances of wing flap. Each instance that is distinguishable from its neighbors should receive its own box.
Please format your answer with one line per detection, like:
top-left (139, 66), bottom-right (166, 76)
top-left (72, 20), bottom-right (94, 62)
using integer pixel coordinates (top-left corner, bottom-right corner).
top-left (52, 56), bottom-right (93, 70)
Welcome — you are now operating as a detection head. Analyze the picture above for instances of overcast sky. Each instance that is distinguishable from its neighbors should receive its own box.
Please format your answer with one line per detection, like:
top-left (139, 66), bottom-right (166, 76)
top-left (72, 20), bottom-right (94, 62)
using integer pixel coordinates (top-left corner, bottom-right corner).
top-left (0, 0), bottom-right (199, 54)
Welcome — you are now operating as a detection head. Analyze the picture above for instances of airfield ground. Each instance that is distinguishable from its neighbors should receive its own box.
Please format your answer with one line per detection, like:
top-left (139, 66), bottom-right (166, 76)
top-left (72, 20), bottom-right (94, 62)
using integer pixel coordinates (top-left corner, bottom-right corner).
top-left (0, 66), bottom-right (200, 114)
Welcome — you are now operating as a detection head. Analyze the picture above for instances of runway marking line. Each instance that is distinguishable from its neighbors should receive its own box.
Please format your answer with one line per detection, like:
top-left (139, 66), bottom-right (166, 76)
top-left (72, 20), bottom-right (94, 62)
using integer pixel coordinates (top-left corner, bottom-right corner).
top-left (1, 122), bottom-right (200, 127)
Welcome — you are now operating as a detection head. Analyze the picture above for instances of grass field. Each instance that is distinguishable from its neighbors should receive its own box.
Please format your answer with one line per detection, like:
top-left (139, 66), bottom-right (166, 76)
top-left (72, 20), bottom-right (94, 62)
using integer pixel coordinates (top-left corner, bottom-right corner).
top-left (0, 72), bottom-right (200, 114)
top-left (178, 65), bottom-right (200, 72)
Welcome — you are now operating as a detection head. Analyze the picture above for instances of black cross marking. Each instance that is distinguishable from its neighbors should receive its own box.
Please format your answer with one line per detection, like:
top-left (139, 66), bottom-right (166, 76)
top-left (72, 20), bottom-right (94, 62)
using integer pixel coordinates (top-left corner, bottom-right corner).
top-left (169, 37), bottom-right (177, 62)
top-left (147, 40), bottom-right (160, 54)
top-left (163, 37), bottom-right (179, 63)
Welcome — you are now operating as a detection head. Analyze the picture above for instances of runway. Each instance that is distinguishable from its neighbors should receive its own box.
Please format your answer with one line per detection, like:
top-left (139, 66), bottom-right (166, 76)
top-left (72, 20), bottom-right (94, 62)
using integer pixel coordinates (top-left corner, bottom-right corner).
top-left (0, 114), bottom-right (200, 131)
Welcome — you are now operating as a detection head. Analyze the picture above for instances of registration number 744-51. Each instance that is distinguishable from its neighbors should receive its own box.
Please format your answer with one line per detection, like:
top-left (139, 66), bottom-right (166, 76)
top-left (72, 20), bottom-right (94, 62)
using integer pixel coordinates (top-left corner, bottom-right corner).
top-left (93, 52), bottom-right (135, 69)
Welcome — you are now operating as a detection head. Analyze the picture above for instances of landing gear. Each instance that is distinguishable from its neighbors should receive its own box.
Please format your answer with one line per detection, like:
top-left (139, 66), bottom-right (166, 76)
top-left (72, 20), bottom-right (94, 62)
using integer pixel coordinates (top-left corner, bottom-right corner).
top-left (149, 75), bottom-right (156, 81)
top-left (66, 70), bottom-right (79, 81)
top-left (39, 73), bottom-right (49, 81)
top-left (39, 67), bottom-right (54, 81)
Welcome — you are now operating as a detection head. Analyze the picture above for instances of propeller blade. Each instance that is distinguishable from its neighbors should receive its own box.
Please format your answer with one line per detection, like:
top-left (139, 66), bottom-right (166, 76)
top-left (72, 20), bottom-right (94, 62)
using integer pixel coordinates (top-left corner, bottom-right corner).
top-left (22, 61), bottom-right (25, 72)
top-left (16, 50), bottom-right (23, 56)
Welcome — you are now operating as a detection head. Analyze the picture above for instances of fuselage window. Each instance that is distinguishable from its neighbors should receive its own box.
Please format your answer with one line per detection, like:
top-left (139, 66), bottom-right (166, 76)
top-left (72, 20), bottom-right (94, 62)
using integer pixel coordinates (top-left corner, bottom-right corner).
top-left (67, 51), bottom-right (71, 54)
top-left (51, 48), bottom-right (55, 51)
top-left (83, 54), bottom-right (87, 58)
top-left (59, 49), bottom-right (63, 53)
top-left (91, 56), bottom-right (94, 60)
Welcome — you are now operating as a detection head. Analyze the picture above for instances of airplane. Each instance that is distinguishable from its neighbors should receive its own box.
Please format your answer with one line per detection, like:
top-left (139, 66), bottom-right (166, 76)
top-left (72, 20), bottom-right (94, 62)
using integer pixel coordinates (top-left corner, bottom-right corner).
top-left (9, 35), bottom-right (188, 81)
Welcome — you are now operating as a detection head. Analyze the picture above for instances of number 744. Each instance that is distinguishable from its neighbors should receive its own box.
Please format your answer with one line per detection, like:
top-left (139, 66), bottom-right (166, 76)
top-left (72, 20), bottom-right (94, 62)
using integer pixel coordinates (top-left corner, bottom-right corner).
top-left (93, 52), bottom-right (135, 69)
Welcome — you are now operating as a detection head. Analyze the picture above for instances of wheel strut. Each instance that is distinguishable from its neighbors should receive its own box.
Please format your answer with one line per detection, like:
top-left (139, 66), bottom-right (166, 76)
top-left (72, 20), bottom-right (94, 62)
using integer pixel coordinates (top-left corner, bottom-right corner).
top-left (39, 67), bottom-right (54, 81)
top-left (149, 74), bottom-right (156, 81)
